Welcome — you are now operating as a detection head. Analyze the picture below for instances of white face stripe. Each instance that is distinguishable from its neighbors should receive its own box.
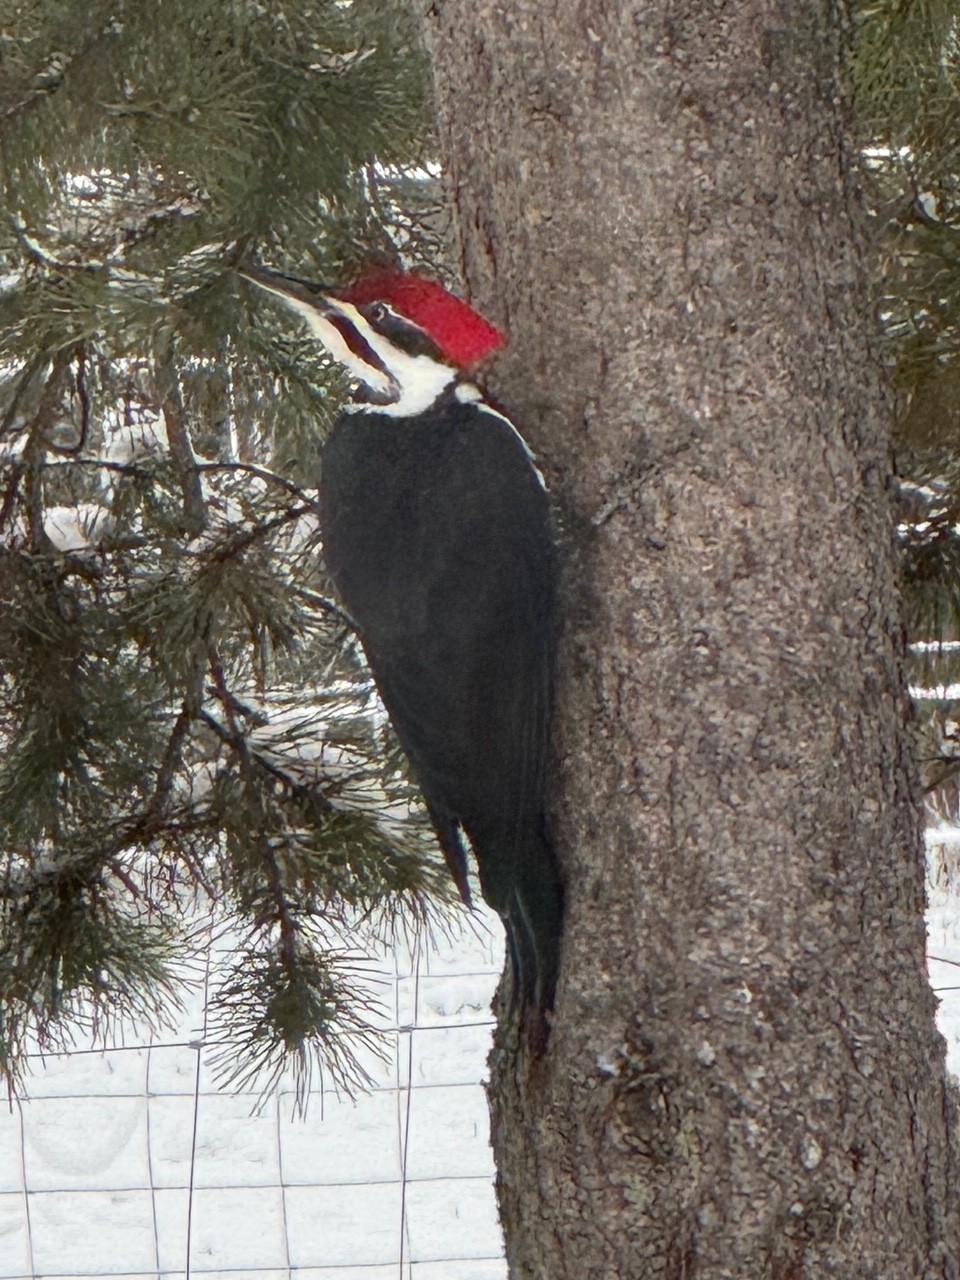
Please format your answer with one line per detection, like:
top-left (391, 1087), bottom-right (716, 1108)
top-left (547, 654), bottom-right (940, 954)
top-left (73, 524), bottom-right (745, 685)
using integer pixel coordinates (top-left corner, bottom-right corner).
top-left (336, 298), bottom-right (456, 416)
top-left (250, 282), bottom-right (397, 399)
top-left (374, 353), bottom-right (455, 417)
top-left (253, 281), bottom-right (455, 416)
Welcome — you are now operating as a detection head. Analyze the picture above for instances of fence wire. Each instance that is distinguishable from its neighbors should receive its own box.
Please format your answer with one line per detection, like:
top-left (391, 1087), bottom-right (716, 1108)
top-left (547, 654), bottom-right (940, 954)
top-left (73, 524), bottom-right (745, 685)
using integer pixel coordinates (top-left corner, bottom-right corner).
top-left (0, 909), bottom-right (507, 1280)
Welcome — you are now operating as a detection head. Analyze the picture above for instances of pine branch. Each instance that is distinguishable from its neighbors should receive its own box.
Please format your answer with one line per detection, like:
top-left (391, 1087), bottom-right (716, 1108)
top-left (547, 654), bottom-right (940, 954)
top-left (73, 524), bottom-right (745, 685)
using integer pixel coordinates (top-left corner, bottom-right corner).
top-left (0, 0), bottom-right (441, 1098)
top-left (158, 367), bottom-right (207, 535)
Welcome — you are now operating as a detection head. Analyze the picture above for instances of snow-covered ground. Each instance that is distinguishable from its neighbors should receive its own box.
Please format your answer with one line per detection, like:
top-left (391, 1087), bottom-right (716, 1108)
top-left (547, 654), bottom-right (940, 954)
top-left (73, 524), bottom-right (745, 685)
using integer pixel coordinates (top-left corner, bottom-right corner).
top-left (2, 849), bottom-right (959, 1280)
top-left (0, 906), bottom-right (509, 1280)
top-left (926, 830), bottom-right (960, 1074)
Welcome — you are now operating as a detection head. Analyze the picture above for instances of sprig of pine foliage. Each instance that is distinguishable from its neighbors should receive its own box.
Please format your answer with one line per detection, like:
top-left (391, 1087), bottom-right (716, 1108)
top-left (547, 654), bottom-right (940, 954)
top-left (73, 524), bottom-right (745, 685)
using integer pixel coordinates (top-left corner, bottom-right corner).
top-left (0, 0), bottom-right (460, 1097)
top-left (848, 2), bottom-right (960, 806)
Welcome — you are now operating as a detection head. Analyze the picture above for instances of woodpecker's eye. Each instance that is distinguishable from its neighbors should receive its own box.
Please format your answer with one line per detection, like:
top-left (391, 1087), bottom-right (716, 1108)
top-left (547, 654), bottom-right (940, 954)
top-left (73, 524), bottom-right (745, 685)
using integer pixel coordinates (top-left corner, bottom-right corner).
top-left (368, 302), bottom-right (388, 323)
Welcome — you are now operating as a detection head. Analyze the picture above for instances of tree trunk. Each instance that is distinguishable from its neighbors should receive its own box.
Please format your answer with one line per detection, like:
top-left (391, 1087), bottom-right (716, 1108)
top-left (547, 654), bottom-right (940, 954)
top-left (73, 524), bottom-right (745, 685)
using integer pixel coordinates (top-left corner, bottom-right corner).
top-left (417, 2), bottom-right (960, 1276)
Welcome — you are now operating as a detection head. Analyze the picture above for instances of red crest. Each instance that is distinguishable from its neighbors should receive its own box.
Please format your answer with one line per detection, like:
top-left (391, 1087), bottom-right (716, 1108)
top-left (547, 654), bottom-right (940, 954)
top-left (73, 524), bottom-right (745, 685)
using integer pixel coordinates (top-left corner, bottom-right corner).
top-left (339, 269), bottom-right (506, 368)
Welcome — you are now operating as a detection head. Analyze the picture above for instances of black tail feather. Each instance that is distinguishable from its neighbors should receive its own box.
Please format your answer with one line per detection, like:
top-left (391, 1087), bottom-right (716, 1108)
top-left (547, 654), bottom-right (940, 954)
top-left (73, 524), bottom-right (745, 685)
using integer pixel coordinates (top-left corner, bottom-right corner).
top-left (427, 804), bottom-right (473, 907)
top-left (496, 825), bottom-right (564, 1019)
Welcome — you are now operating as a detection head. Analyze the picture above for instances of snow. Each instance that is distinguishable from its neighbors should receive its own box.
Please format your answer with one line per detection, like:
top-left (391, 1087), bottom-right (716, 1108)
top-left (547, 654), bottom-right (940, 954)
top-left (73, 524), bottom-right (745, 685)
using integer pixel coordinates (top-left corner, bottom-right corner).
top-left (926, 836), bottom-right (960, 1074)
top-left (3, 843), bottom-right (960, 1280)
top-left (0, 908), bottom-right (508, 1280)
top-left (43, 503), bottom-right (113, 551)
top-left (99, 415), bottom-right (168, 466)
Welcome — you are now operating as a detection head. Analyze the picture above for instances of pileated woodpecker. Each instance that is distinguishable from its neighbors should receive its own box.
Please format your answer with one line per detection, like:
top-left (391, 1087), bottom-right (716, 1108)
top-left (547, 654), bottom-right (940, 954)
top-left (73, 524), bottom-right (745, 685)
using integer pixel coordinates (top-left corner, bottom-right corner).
top-left (242, 264), bottom-right (563, 1019)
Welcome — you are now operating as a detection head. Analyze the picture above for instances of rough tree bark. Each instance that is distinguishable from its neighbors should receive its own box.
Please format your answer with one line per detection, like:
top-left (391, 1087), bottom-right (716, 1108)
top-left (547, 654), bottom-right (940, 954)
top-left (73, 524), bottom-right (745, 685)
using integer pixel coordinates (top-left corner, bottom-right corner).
top-left (417, 2), bottom-right (960, 1277)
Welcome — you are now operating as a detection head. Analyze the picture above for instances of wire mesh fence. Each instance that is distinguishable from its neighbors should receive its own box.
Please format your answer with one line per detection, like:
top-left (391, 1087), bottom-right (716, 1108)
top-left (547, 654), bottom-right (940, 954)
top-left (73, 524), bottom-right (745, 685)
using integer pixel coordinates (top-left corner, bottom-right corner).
top-left (5, 846), bottom-right (960, 1280)
top-left (0, 906), bottom-right (508, 1280)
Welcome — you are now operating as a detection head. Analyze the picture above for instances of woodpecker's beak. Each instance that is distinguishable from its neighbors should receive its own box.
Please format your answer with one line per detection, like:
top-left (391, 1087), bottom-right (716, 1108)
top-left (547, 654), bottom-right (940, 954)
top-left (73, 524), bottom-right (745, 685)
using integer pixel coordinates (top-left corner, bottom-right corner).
top-left (239, 266), bottom-right (398, 403)
top-left (239, 266), bottom-right (335, 312)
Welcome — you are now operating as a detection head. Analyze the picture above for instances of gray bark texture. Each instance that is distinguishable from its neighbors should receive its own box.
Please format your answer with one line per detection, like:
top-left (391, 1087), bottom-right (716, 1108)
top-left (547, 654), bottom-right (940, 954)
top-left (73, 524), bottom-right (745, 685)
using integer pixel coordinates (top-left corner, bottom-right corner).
top-left (417, 2), bottom-right (960, 1277)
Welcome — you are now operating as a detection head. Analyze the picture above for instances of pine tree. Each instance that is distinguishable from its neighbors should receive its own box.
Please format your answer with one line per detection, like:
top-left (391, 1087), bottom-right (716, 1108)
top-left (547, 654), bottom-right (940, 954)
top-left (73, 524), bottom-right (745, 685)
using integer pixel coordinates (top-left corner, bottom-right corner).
top-left (849, 1), bottom-right (960, 814)
top-left (0, 0), bottom-right (456, 1097)
top-left (5, 0), bottom-right (960, 1116)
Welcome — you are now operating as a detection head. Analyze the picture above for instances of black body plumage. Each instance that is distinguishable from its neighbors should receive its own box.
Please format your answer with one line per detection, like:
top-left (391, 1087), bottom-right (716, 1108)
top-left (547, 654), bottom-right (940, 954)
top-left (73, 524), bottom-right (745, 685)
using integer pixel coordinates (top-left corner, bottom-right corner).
top-left (321, 387), bottom-right (563, 1012)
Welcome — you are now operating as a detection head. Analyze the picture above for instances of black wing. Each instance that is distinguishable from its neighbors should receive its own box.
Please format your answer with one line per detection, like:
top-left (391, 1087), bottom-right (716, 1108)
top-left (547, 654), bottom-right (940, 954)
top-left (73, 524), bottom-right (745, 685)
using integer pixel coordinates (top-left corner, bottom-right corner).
top-left (321, 396), bottom-right (558, 908)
